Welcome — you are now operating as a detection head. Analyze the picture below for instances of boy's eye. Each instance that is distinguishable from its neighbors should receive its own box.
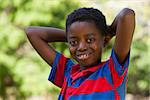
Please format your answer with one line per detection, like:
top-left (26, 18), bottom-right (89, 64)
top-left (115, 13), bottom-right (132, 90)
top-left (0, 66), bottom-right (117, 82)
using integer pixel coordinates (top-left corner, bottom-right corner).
top-left (87, 38), bottom-right (95, 43)
top-left (69, 40), bottom-right (78, 46)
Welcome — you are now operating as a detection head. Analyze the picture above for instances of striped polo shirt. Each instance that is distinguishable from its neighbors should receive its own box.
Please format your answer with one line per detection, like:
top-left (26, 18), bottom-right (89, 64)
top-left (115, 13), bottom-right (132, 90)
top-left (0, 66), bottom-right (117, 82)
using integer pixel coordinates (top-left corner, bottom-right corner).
top-left (48, 49), bottom-right (130, 100)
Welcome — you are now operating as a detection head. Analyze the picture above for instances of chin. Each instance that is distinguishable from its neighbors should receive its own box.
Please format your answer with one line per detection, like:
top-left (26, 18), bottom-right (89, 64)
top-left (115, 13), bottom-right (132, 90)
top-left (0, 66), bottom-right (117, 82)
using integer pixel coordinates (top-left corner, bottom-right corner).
top-left (79, 59), bottom-right (101, 68)
top-left (80, 62), bottom-right (95, 68)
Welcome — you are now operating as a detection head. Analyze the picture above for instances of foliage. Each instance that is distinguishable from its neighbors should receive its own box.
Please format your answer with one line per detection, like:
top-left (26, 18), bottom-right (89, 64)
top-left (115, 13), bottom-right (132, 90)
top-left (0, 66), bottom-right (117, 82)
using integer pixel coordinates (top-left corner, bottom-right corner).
top-left (0, 0), bottom-right (80, 99)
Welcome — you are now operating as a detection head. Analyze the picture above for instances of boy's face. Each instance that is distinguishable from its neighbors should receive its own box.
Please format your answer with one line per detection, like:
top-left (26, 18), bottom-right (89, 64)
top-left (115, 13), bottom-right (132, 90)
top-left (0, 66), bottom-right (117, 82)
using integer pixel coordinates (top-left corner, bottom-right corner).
top-left (67, 21), bottom-right (104, 69)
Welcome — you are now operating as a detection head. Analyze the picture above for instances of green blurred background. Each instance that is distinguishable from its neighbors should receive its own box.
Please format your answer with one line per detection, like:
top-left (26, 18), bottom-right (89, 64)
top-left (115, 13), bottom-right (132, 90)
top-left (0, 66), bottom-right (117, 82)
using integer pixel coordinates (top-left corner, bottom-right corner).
top-left (0, 0), bottom-right (149, 100)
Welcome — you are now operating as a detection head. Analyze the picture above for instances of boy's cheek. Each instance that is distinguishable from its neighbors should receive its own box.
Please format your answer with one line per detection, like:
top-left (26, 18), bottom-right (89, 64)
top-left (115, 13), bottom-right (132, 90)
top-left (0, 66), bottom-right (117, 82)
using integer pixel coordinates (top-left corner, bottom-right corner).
top-left (91, 43), bottom-right (102, 53)
top-left (69, 47), bottom-right (76, 57)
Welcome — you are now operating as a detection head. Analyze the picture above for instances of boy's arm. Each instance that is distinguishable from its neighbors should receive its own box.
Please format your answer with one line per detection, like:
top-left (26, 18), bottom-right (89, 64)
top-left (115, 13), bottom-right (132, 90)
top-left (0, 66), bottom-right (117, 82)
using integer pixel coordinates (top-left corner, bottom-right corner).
top-left (109, 8), bottom-right (135, 64)
top-left (25, 27), bottom-right (67, 66)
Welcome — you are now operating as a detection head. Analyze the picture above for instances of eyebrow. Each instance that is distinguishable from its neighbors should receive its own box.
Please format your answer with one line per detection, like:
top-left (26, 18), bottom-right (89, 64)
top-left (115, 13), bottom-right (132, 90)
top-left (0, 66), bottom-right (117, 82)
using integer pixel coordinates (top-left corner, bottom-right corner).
top-left (68, 32), bottom-right (95, 39)
top-left (68, 36), bottom-right (77, 39)
top-left (85, 32), bottom-right (95, 37)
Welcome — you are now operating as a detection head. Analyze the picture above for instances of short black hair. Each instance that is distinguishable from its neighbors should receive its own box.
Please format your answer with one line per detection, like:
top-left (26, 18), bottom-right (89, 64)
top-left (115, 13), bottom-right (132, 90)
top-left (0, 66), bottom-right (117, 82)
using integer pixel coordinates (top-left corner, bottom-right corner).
top-left (66, 7), bottom-right (107, 36)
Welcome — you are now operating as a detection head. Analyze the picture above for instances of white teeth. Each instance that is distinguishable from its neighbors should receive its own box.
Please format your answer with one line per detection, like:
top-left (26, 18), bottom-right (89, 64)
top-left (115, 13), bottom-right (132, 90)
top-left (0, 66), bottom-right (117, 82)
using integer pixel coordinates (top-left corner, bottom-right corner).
top-left (78, 54), bottom-right (89, 60)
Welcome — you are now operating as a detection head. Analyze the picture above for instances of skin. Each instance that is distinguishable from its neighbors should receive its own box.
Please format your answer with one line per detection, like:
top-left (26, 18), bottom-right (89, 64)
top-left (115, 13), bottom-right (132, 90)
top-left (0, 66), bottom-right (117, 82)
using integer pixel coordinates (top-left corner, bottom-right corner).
top-left (25, 8), bottom-right (135, 69)
top-left (67, 21), bottom-right (104, 69)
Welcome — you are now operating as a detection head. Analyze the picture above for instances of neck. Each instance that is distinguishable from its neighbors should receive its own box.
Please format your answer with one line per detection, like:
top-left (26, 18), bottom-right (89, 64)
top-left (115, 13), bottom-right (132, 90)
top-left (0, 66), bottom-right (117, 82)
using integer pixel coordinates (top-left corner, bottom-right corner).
top-left (80, 58), bottom-right (101, 70)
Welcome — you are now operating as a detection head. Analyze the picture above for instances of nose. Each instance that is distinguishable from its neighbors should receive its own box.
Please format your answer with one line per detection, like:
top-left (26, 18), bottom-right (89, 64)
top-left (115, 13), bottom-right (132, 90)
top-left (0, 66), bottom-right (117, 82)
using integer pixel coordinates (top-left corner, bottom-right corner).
top-left (77, 42), bottom-right (87, 51)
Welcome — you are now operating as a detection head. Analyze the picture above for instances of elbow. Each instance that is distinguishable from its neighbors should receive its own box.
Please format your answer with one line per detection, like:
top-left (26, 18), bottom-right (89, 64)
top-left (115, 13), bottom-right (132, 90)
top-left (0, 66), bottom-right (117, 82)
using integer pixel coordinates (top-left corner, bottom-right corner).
top-left (120, 8), bottom-right (135, 19)
top-left (24, 27), bottom-right (35, 36)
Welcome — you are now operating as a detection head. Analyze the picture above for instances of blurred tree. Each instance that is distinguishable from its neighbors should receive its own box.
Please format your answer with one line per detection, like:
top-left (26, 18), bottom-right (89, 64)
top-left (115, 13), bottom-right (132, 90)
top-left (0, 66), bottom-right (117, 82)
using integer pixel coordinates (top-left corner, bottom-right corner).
top-left (0, 0), bottom-right (80, 99)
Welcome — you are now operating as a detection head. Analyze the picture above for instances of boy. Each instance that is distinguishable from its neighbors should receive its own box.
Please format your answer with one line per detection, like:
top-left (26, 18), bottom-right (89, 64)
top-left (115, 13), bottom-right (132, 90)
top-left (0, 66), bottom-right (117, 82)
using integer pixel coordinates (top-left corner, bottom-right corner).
top-left (25, 7), bottom-right (135, 100)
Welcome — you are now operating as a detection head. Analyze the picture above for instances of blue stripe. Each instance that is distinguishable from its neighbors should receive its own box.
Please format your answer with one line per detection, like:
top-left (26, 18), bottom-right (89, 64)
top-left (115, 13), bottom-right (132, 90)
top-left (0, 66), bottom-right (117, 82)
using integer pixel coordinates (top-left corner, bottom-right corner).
top-left (85, 62), bottom-right (113, 85)
top-left (69, 91), bottom-right (115, 100)
top-left (58, 94), bottom-right (63, 100)
top-left (65, 59), bottom-right (74, 77)
top-left (48, 52), bottom-right (61, 82)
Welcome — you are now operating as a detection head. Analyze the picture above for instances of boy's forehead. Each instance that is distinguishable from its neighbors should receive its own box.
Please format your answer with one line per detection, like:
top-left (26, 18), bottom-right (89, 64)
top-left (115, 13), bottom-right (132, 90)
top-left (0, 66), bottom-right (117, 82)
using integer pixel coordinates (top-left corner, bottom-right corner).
top-left (67, 21), bottom-right (102, 38)
top-left (69, 21), bottom-right (96, 29)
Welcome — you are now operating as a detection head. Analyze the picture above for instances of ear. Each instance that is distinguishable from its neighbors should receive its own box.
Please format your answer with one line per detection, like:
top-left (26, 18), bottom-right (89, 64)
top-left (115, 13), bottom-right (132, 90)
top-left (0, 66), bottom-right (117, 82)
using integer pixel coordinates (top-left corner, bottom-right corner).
top-left (103, 35), bottom-right (111, 47)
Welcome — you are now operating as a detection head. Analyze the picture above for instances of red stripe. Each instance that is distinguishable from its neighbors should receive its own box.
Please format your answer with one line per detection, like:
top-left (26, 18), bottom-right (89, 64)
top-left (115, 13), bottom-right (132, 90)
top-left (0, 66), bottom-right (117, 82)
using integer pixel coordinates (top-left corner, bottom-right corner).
top-left (71, 66), bottom-right (100, 82)
top-left (114, 90), bottom-right (120, 100)
top-left (60, 78), bottom-right (67, 94)
top-left (109, 57), bottom-right (128, 88)
top-left (54, 55), bottom-right (67, 87)
top-left (109, 57), bottom-right (128, 100)
top-left (66, 77), bottom-right (113, 96)
top-left (59, 78), bottom-right (68, 100)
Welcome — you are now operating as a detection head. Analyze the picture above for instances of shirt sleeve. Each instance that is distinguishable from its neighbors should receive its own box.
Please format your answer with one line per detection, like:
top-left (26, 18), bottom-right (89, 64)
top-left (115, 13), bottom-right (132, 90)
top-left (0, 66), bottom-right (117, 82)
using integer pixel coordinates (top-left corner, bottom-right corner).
top-left (48, 51), bottom-right (74, 88)
top-left (109, 48), bottom-right (130, 87)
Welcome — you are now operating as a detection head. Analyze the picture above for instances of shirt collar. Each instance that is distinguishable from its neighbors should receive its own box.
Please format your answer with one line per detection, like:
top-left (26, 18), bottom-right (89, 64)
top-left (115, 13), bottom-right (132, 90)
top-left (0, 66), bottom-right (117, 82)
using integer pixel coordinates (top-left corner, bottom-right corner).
top-left (70, 62), bottom-right (106, 82)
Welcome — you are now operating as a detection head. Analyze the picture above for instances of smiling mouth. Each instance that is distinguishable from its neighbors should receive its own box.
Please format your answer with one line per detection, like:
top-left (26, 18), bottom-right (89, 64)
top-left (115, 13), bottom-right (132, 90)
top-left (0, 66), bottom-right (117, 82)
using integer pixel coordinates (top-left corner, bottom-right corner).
top-left (76, 53), bottom-right (91, 60)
